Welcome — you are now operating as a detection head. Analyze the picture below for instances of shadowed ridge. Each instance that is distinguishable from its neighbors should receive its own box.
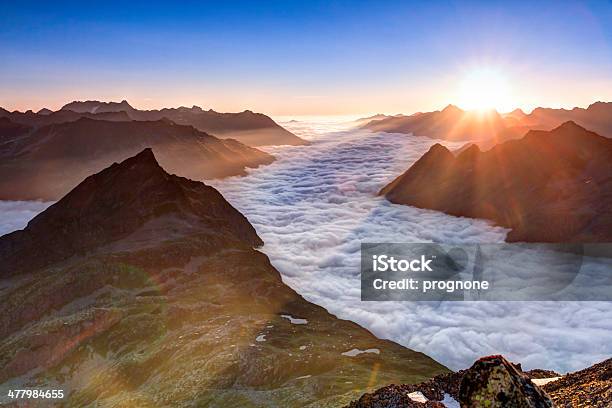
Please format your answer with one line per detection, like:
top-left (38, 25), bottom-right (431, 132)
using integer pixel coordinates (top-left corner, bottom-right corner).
top-left (380, 124), bottom-right (612, 242)
top-left (0, 148), bottom-right (262, 277)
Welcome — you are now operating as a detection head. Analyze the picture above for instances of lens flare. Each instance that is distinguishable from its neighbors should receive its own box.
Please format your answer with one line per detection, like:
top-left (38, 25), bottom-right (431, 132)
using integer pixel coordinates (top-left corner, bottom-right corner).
top-left (456, 68), bottom-right (513, 112)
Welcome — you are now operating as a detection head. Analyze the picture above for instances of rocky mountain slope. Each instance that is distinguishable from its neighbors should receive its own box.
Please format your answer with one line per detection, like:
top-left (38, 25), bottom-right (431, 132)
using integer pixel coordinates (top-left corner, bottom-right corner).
top-left (380, 121), bottom-right (612, 242)
top-left (543, 358), bottom-right (611, 407)
top-left (0, 118), bottom-right (274, 200)
top-left (59, 100), bottom-right (307, 146)
top-left (0, 149), bottom-right (448, 407)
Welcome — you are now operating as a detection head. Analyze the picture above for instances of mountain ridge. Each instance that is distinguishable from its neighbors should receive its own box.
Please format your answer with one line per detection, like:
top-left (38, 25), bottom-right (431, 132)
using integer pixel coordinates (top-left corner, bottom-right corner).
top-left (56, 99), bottom-right (308, 146)
top-left (380, 121), bottom-right (612, 242)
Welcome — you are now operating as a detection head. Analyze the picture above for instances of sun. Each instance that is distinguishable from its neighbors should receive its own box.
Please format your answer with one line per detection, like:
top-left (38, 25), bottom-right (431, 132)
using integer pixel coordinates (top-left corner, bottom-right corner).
top-left (456, 68), bottom-right (513, 112)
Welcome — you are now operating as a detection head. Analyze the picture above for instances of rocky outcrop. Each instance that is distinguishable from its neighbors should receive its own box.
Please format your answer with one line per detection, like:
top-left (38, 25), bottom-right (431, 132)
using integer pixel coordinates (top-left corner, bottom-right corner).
top-left (0, 150), bottom-right (448, 407)
top-left (349, 355), bottom-right (612, 408)
top-left (380, 121), bottom-right (612, 242)
top-left (59, 100), bottom-right (308, 146)
top-left (347, 370), bottom-right (464, 408)
top-left (459, 355), bottom-right (555, 407)
top-left (0, 117), bottom-right (274, 200)
top-left (363, 105), bottom-right (507, 141)
top-left (526, 369), bottom-right (562, 380)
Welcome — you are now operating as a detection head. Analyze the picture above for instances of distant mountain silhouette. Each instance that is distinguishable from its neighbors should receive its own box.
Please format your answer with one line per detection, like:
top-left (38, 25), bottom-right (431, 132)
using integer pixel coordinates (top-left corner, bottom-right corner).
top-left (0, 118), bottom-right (274, 200)
top-left (0, 149), bottom-right (447, 405)
top-left (506, 101), bottom-right (612, 137)
top-left (362, 102), bottom-right (612, 144)
top-left (59, 100), bottom-right (307, 146)
top-left (61, 99), bottom-right (136, 114)
top-left (353, 113), bottom-right (405, 125)
top-left (380, 122), bottom-right (612, 242)
top-left (363, 105), bottom-right (507, 141)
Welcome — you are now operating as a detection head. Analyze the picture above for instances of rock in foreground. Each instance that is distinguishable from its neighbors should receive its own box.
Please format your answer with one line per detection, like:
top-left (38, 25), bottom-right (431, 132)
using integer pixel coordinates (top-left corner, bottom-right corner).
top-left (349, 355), bottom-right (611, 408)
top-left (459, 355), bottom-right (555, 408)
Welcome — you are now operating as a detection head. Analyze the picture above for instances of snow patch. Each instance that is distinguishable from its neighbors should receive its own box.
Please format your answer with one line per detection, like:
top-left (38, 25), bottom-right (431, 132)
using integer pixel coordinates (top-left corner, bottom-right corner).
top-left (407, 391), bottom-right (427, 403)
top-left (531, 377), bottom-right (561, 386)
top-left (281, 314), bottom-right (308, 325)
top-left (341, 348), bottom-right (380, 357)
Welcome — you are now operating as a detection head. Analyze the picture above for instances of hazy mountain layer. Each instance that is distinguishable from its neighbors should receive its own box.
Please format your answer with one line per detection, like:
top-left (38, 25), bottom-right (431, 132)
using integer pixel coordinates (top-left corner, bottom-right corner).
top-left (362, 105), bottom-right (507, 141)
top-left (362, 101), bottom-right (612, 144)
top-left (59, 100), bottom-right (308, 146)
top-left (0, 118), bottom-right (274, 200)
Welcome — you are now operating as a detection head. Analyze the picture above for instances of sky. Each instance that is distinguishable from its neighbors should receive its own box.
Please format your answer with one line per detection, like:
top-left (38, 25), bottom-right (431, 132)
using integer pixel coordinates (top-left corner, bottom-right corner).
top-left (1, 0), bottom-right (611, 116)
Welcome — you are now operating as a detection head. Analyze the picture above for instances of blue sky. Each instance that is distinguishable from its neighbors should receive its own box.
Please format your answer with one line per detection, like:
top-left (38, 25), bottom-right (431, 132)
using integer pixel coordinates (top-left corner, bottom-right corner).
top-left (1, 0), bottom-right (611, 115)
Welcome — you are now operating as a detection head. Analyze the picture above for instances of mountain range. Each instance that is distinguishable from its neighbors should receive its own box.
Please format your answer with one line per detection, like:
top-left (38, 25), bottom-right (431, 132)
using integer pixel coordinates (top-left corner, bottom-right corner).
top-left (380, 121), bottom-right (612, 242)
top-left (1, 100), bottom-right (307, 147)
top-left (362, 101), bottom-right (612, 143)
top-left (60, 100), bottom-right (307, 146)
top-left (0, 149), bottom-right (448, 407)
top-left (0, 117), bottom-right (274, 200)
top-left (362, 105), bottom-right (507, 141)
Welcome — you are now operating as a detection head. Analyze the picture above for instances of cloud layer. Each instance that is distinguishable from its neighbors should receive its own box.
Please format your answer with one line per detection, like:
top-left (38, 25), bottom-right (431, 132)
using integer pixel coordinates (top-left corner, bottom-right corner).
top-left (210, 119), bottom-right (612, 373)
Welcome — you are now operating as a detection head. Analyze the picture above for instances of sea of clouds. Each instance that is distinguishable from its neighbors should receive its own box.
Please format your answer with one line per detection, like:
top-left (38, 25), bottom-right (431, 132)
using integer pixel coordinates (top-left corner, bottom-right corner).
top-left (2, 119), bottom-right (610, 373)
top-left (209, 118), bottom-right (612, 373)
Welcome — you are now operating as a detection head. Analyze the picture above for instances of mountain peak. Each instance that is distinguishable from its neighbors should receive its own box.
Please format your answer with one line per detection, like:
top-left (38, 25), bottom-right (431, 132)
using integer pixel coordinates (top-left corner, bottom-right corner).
top-left (0, 149), bottom-right (263, 277)
top-left (37, 108), bottom-right (53, 115)
top-left (442, 104), bottom-right (463, 113)
top-left (555, 120), bottom-right (585, 131)
top-left (121, 147), bottom-right (158, 167)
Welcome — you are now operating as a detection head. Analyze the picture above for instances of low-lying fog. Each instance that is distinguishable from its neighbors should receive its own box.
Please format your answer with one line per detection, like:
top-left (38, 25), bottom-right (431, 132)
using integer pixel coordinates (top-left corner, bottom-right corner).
top-left (1, 118), bottom-right (610, 373)
top-left (211, 118), bottom-right (612, 373)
